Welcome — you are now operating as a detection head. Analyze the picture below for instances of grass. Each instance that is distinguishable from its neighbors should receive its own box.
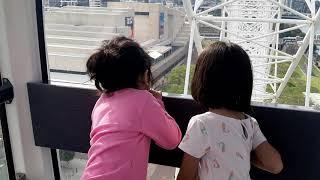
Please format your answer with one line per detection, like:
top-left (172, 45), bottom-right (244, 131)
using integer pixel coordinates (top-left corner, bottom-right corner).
top-left (267, 55), bottom-right (320, 106)
top-left (163, 65), bottom-right (195, 94)
top-left (298, 55), bottom-right (320, 93)
top-left (313, 64), bottom-right (320, 77)
top-left (163, 45), bottom-right (320, 106)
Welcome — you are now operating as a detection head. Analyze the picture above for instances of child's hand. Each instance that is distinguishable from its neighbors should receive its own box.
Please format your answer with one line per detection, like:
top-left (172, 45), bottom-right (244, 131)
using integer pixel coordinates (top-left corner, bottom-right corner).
top-left (149, 89), bottom-right (162, 100)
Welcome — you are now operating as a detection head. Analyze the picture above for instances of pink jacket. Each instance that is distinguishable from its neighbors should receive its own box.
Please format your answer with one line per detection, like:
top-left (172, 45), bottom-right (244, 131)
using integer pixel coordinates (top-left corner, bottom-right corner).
top-left (81, 88), bottom-right (182, 180)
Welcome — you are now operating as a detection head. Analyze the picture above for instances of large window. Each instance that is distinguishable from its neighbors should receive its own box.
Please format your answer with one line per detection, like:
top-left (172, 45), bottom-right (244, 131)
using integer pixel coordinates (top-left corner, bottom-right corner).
top-left (58, 151), bottom-right (178, 180)
top-left (39, 0), bottom-right (320, 179)
top-left (43, 0), bottom-right (189, 95)
top-left (41, 0), bottom-right (188, 179)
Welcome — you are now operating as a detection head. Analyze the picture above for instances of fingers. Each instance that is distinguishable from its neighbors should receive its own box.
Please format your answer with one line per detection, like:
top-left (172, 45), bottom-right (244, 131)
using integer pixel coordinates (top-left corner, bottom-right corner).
top-left (149, 89), bottom-right (162, 99)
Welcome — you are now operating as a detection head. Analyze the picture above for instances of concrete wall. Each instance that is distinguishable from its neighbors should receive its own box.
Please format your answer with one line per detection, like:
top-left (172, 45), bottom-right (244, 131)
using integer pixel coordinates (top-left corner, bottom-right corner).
top-left (45, 7), bottom-right (134, 27)
top-left (43, 4), bottom-right (186, 73)
top-left (45, 3), bottom-right (185, 43)
top-left (107, 2), bottom-right (185, 43)
top-left (44, 6), bottom-right (135, 72)
top-left (134, 15), bottom-right (152, 42)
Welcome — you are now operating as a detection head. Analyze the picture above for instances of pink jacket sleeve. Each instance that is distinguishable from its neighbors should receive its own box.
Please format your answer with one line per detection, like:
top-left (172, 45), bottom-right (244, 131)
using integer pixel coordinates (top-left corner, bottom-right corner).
top-left (140, 94), bottom-right (182, 150)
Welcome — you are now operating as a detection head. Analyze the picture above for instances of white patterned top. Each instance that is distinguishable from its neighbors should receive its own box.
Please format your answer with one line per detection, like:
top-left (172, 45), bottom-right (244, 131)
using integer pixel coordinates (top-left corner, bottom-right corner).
top-left (179, 112), bottom-right (266, 180)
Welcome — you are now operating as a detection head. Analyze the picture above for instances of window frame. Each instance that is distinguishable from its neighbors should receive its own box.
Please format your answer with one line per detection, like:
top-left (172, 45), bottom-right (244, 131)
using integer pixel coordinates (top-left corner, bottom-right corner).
top-left (0, 75), bottom-right (16, 180)
top-left (32, 2), bottom-right (320, 180)
top-left (35, 0), bottom-right (60, 179)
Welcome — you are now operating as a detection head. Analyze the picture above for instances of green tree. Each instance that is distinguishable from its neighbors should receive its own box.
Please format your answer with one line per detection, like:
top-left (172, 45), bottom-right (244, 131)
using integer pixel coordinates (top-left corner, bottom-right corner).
top-left (279, 24), bottom-right (305, 38)
top-left (268, 55), bottom-right (320, 106)
top-left (59, 150), bottom-right (75, 162)
top-left (163, 65), bottom-right (195, 94)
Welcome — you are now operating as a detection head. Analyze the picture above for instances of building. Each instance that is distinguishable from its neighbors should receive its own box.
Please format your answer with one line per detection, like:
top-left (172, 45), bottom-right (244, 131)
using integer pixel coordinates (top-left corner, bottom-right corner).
top-left (43, 2), bottom-right (186, 74)
top-left (119, 0), bottom-right (148, 2)
top-left (89, 0), bottom-right (108, 6)
top-left (283, 0), bottom-right (310, 13)
top-left (284, 0), bottom-right (293, 8)
top-left (315, 34), bottom-right (320, 46)
top-left (48, 0), bottom-right (61, 7)
top-left (149, 0), bottom-right (163, 3)
top-left (173, 0), bottom-right (183, 6)
top-left (292, 0), bottom-right (309, 13)
top-left (43, 0), bottom-right (49, 6)
top-left (60, 0), bottom-right (90, 6)
top-left (107, 2), bottom-right (185, 42)
top-left (47, 0), bottom-right (108, 7)
top-left (89, 0), bottom-right (101, 6)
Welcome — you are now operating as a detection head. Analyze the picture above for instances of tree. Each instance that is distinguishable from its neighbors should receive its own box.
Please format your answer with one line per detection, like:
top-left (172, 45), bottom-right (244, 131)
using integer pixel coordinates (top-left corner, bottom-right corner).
top-left (59, 150), bottom-right (75, 162)
top-left (163, 65), bottom-right (195, 94)
top-left (279, 24), bottom-right (305, 38)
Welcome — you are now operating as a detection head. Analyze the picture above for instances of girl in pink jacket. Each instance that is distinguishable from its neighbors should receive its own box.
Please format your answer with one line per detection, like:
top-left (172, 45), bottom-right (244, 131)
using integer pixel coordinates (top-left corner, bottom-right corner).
top-left (81, 36), bottom-right (182, 180)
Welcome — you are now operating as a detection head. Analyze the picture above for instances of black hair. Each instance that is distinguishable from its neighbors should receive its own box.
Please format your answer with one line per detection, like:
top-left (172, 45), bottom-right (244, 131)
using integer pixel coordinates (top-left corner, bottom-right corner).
top-left (86, 36), bottom-right (152, 93)
top-left (191, 41), bottom-right (253, 112)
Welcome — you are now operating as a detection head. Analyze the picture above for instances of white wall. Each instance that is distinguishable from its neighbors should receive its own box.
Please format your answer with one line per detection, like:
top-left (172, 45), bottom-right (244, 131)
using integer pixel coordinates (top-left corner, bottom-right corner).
top-left (134, 15), bottom-right (152, 42)
top-left (0, 0), bottom-right (55, 179)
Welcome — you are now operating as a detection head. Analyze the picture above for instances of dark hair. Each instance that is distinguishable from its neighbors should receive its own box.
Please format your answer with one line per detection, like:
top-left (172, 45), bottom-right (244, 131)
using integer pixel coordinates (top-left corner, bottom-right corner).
top-left (86, 36), bottom-right (152, 93)
top-left (191, 41), bottom-right (253, 112)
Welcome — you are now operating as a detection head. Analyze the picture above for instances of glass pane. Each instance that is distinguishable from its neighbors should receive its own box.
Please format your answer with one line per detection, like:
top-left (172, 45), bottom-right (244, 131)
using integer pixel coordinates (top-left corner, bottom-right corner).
top-left (59, 150), bottom-right (86, 180)
top-left (160, 44), bottom-right (196, 95)
top-left (42, 0), bottom-right (189, 95)
top-left (187, 0), bottom-right (320, 106)
top-left (58, 150), bottom-right (179, 180)
top-left (0, 124), bottom-right (9, 180)
top-left (147, 163), bottom-right (178, 180)
top-left (45, 2), bottom-right (187, 179)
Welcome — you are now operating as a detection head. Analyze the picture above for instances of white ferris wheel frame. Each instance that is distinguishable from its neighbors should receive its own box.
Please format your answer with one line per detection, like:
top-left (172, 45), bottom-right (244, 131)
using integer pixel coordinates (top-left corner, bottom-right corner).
top-left (182, 0), bottom-right (320, 107)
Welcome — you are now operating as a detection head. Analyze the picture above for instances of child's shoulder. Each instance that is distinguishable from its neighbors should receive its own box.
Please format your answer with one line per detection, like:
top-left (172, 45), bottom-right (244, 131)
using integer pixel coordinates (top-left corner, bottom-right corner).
top-left (130, 89), bottom-right (156, 102)
top-left (114, 88), bottom-right (152, 100)
top-left (121, 89), bottom-right (158, 107)
top-left (244, 114), bottom-right (259, 128)
top-left (190, 112), bottom-right (222, 125)
top-left (127, 88), bottom-right (152, 98)
top-left (98, 88), bottom-right (153, 106)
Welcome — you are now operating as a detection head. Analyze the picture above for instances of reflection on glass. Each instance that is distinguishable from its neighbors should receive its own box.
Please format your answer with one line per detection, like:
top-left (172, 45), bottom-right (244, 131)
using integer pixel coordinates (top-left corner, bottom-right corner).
top-left (42, 0), bottom-right (189, 95)
top-left (58, 150), bottom-right (178, 180)
top-left (0, 124), bottom-right (9, 180)
top-left (59, 150), bottom-right (86, 180)
top-left (47, 2), bottom-right (188, 179)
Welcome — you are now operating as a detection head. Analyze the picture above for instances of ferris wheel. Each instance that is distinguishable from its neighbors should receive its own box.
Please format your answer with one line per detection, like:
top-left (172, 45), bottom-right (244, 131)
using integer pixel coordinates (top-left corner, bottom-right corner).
top-left (182, 0), bottom-right (320, 107)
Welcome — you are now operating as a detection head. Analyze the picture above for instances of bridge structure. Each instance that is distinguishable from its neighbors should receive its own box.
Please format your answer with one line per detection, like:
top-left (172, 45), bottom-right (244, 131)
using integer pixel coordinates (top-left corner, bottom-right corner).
top-left (182, 0), bottom-right (320, 107)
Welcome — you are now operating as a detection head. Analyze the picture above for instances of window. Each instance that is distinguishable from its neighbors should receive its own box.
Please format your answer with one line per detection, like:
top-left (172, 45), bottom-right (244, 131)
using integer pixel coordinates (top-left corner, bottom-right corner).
top-left (42, 0), bottom-right (189, 97)
top-left (41, 0), bottom-right (187, 179)
top-left (57, 150), bottom-right (178, 180)
top-left (0, 124), bottom-right (9, 180)
top-left (39, 0), bottom-right (320, 179)
top-left (183, 0), bottom-right (320, 107)
top-left (0, 78), bottom-right (13, 180)
top-left (58, 151), bottom-right (86, 180)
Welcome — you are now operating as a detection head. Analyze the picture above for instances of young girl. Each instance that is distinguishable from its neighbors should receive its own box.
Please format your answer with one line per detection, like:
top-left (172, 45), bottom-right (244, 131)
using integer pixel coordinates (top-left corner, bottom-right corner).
top-left (81, 36), bottom-right (182, 180)
top-left (177, 42), bottom-right (283, 180)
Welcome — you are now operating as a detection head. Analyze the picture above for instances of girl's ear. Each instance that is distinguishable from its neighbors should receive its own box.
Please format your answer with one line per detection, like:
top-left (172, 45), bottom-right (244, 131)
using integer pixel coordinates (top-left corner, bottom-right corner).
top-left (137, 70), bottom-right (150, 90)
top-left (143, 70), bottom-right (150, 87)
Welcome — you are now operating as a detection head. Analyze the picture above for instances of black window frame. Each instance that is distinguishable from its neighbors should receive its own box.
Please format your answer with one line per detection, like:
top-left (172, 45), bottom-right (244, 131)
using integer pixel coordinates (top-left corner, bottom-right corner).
top-left (0, 75), bottom-right (16, 180)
